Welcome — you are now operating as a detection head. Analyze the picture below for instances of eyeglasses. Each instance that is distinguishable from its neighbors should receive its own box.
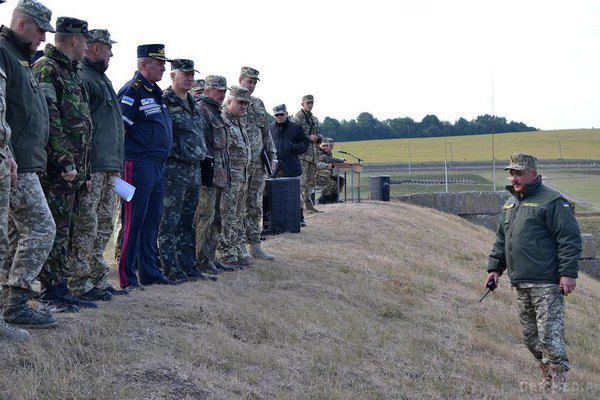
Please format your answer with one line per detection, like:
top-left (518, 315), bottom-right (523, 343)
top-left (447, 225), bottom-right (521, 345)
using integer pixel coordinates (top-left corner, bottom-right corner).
top-left (274, 113), bottom-right (285, 117)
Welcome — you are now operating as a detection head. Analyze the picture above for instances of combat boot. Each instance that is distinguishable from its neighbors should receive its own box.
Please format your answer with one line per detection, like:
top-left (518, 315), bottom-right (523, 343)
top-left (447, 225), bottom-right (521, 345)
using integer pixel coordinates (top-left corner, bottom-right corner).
top-left (250, 243), bottom-right (274, 261)
top-left (200, 261), bottom-right (222, 275)
top-left (80, 287), bottom-right (112, 302)
top-left (549, 365), bottom-right (567, 396)
top-left (538, 363), bottom-right (552, 393)
top-left (236, 256), bottom-right (253, 267)
top-left (39, 284), bottom-right (79, 313)
top-left (103, 285), bottom-right (129, 296)
top-left (0, 312), bottom-right (30, 340)
top-left (240, 243), bottom-right (252, 259)
top-left (4, 287), bottom-right (57, 329)
top-left (213, 260), bottom-right (237, 272)
top-left (304, 200), bottom-right (322, 213)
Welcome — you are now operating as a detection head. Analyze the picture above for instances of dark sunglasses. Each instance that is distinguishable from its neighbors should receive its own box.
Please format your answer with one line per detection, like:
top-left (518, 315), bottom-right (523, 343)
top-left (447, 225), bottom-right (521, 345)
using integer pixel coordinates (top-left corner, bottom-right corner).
top-left (274, 113), bottom-right (285, 117)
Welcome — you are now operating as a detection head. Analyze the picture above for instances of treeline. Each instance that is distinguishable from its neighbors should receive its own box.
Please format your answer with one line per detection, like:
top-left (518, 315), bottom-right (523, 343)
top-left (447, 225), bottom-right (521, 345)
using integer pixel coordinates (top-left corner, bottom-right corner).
top-left (319, 113), bottom-right (537, 142)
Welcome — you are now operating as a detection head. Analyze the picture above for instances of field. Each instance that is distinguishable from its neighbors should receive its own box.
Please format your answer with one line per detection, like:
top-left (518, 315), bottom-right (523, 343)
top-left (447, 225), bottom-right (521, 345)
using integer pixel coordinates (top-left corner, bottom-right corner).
top-left (2, 202), bottom-right (599, 399)
top-left (335, 129), bottom-right (600, 164)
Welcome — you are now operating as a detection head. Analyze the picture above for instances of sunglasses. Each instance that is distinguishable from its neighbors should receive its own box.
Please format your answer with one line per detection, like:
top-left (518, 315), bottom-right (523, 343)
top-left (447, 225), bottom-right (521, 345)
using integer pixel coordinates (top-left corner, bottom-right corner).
top-left (274, 113), bottom-right (285, 117)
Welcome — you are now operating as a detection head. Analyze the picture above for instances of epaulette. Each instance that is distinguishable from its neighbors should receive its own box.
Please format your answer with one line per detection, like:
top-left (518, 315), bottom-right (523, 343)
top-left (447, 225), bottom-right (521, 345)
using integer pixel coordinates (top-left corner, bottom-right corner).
top-left (130, 79), bottom-right (142, 90)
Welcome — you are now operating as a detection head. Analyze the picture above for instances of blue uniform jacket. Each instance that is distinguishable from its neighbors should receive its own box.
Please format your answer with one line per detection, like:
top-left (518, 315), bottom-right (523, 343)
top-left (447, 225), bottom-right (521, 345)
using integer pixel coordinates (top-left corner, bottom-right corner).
top-left (118, 71), bottom-right (173, 165)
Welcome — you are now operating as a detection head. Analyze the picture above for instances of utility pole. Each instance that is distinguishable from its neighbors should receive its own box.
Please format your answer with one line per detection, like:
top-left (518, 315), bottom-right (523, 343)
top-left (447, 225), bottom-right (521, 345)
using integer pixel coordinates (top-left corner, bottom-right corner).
top-left (407, 126), bottom-right (412, 175)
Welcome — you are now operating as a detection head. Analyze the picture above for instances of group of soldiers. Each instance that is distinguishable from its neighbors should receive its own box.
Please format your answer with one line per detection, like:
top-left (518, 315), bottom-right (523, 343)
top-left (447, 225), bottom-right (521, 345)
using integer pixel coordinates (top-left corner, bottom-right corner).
top-left (0, 0), bottom-right (344, 339)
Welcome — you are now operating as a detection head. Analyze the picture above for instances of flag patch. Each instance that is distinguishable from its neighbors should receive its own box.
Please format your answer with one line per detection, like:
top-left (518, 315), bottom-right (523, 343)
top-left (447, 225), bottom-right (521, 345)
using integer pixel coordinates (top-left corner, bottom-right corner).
top-left (121, 96), bottom-right (134, 106)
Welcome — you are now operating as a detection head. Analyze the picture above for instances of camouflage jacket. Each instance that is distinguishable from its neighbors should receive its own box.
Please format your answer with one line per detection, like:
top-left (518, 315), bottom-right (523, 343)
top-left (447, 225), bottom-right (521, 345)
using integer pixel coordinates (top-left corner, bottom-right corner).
top-left (221, 108), bottom-right (250, 183)
top-left (197, 94), bottom-right (230, 188)
top-left (34, 44), bottom-right (92, 189)
top-left (242, 95), bottom-right (276, 165)
top-left (293, 109), bottom-right (319, 164)
top-left (317, 147), bottom-right (345, 171)
top-left (0, 65), bottom-right (11, 159)
top-left (163, 87), bottom-right (207, 164)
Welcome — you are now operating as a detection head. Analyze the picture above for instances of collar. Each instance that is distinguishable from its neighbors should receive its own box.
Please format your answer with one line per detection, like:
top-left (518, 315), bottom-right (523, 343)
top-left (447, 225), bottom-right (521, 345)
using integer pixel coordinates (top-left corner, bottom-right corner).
top-left (165, 87), bottom-right (194, 112)
top-left (199, 93), bottom-right (222, 109)
top-left (0, 26), bottom-right (34, 61)
top-left (43, 44), bottom-right (74, 68)
top-left (83, 57), bottom-right (108, 74)
top-left (507, 175), bottom-right (543, 200)
top-left (133, 71), bottom-right (161, 94)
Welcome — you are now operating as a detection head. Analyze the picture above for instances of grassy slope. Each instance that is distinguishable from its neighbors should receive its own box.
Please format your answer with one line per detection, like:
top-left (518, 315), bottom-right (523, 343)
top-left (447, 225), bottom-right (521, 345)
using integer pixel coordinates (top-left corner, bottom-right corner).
top-left (1, 203), bottom-right (599, 399)
top-left (336, 129), bottom-right (600, 163)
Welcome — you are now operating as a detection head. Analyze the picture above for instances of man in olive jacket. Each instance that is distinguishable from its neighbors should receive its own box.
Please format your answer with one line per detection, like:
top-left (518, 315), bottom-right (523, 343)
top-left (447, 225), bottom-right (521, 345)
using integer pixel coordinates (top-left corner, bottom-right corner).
top-left (485, 153), bottom-right (582, 394)
top-left (73, 29), bottom-right (125, 300)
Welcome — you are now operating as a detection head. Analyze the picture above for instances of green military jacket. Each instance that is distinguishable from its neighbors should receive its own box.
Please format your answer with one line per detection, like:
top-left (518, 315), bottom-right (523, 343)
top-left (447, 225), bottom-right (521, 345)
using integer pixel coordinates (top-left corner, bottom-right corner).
top-left (242, 95), bottom-right (276, 165)
top-left (80, 57), bottom-right (124, 173)
top-left (163, 87), bottom-right (206, 164)
top-left (221, 109), bottom-right (250, 183)
top-left (34, 44), bottom-right (92, 190)
top-left (488, 177), bottom-right (582, 284)
top-left (293, 109), bottom-right (319, 164)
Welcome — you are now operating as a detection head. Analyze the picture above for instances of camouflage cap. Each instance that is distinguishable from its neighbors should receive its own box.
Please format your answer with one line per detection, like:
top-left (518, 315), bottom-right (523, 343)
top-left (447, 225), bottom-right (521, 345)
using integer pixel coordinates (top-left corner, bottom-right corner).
top-left (171, 59), bottom-right (198, 72)
top-left (192, 79), bottom-right (205, 91)
top-left (321, 137), bottom-right (335, 144)
top-left (302, 94), bottom-right (314, 102)
top-left (87, 29), bottom-right (117, 45)
top-left (273, 104), bottom-right (287, 115)
top-left (137, 44), bottom-right (170, 61)
top-left (228, 85), bottom-right (250, 102)
top-left (204, 75), bottom-right (228, 90)
top-left (15, 0), bottom-right (55, 33)
top-left (504, 153), bottom-right (538, 171)
top-left (56, 17), bottom-right (92, 39)
top-left (240, 66), bottom-right (260, 81)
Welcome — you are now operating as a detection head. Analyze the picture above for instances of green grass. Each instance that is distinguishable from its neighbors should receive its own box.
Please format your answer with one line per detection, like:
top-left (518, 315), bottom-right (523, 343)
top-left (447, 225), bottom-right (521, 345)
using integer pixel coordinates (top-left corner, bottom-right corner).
top-left (335, 129), bottom-right (600, 164)
top-left (578, 217), bottom-right (600, 254)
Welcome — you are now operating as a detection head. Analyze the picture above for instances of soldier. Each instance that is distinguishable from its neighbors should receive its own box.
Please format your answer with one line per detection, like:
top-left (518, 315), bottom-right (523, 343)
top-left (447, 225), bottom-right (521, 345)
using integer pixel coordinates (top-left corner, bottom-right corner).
top-left (316, 138), bottom-right (345, 204)
top-left (0, 0), bottom-right (57, 328)
top-left (293, 94), bottom-right (322, 216)
top-left (117, 44), bottom-right (175, 289)
top-left (238, 67), bottom-right (277, 261)
top-left (194, 75), bottom-right (236, 274)
top-left (74, 29), bottom-right (128, 300)
top-left (219, 86), bottom-right (251, 266)
top-left (159, 59), bottom-right (211, 282)
top-left (33, 16), bottom-right (98, 312)
top-left (189, 79), bottom-right (205, 101)
top-left (485, 153), bottom-right (582, 394)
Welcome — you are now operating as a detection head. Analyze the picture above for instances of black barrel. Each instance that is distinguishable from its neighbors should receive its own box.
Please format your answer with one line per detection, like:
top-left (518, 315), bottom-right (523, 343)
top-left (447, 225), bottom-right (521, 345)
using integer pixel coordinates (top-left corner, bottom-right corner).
top-left (370, 175), bottom-right (390, 201)
top-left (263, 178), bottom-right (301, 233)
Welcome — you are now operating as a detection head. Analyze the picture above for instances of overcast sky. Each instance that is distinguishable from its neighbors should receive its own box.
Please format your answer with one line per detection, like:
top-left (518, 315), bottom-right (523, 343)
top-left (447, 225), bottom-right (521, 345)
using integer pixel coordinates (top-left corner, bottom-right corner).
top-left (1, 0), bottom-right (598, 130)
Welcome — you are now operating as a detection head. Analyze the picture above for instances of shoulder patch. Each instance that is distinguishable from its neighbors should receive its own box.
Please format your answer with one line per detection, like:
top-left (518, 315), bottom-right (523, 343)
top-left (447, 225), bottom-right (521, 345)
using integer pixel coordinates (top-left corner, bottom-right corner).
top-left (121, 96), bottom-right (134, 106)
top-left (131, 79), bottom-right (142, 90)
top-left (19, 59), bottom-right (29, 67)
top-left (503, 203), bottom-right (515, 209)
top-left (561, 201), bottom-right (571, 208)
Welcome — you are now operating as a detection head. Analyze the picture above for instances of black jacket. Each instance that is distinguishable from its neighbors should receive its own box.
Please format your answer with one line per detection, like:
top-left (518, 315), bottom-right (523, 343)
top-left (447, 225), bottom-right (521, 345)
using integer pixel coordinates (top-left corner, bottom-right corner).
top-left (0, 26), bottom-right (49, 173)
top-left (269, 118), bottom-right (309, 177)
top-left (80, 58), bottom-right (124, 173)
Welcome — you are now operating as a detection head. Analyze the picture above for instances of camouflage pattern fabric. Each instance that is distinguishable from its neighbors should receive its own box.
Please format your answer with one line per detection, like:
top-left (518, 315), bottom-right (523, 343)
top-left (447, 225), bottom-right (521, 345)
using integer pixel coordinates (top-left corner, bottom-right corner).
top-left (1, 173), bottom-right (55, 291)
top-left (159, 163), bottom-right (201, 277)
top-left (316, 148), bottom-right (344, 198)
top-left (0, 157), bottom-right (9, 279)
top-left (293, 109), bottom-right (319, 207)
top-left (219, 109), bottom-right (250, 262)
top-left (194, 186), bottom-right (223, 265)
top-left (0, 66), bottom-right (11, 152)
top-left (516, 284), bottom-right (570, 371)
top-left (33, 44), bottom-right (92, 192)
top-left (243, 96), bottom-right (276, 244)
top-left (69, 172), bottom-right (117, 294)
top-left (33, 43), bottom-right (92, 291)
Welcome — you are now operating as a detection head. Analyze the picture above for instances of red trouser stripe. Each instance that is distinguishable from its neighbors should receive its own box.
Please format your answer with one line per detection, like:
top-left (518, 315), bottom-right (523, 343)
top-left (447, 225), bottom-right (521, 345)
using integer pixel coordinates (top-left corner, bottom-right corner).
top-left (118, 160), bottom-right (134, 288)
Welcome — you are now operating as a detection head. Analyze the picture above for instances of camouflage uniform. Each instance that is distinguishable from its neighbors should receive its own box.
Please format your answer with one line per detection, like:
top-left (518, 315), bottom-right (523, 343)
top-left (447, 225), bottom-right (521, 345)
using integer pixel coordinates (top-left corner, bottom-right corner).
top-left (243, 94), bottom-right (276, 244)
top-left (33, 41), bottom-right (92, 292)
top-left (0, 63), bottom-right (11, 280)
top-left (219, 91), bottom-right (251, 263)
top-left (293, 106), bottom-right (319, 208)
top-left (159, 71), bottom-right (207, 278)
top-left (194, 76), bottom-right (231, 267)
top-left (316, 145), bottom-right (344, 201)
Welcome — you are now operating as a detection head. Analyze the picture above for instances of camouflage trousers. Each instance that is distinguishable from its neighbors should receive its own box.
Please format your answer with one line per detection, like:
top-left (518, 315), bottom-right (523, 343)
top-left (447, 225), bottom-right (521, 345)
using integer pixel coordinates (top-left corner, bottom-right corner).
top-left (194, 186), bottom-right (223, 265)
top-left (219, 178), bottom-right (248, 262)
top-left (300, 161), bottom-right (317, 208)
top-left (37, 183), bottom-right (83, 290)
top-left (0, 155), bottom-right (9, 282)
top-left (1, 173), bottom-right (55, 291)
top-left (516, 284), bottom-right (570, 371)
top-left (69, 172), bottom-right (118, 294)
top-left (245, 161), bottom-right (266, 244)
top-left (158, 162), bottom-right (201, 277)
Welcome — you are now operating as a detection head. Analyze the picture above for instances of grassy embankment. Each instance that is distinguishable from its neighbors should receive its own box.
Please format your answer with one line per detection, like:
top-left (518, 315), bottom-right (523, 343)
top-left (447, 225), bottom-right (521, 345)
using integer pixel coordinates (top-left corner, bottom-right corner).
top-left (1, 203), bottom-right (599, 399)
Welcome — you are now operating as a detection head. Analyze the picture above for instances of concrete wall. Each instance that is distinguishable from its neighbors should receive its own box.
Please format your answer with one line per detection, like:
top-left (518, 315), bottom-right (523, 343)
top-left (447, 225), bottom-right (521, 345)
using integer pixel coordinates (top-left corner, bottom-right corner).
top-left (393, 191), bottom-right (509, 230)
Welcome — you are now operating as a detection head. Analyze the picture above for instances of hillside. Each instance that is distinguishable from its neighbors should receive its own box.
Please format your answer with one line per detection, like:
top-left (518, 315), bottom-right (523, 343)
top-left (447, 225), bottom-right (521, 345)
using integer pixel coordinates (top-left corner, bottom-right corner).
top-left (1, 203), bottom-right (599, 399)
top-left (336, 129), bottom-right (600, 163)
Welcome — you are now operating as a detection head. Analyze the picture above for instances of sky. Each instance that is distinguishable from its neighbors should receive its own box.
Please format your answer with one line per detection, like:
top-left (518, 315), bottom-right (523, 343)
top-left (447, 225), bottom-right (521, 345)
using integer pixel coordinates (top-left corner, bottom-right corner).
top-left (1, 0), bottom-right (598, 130)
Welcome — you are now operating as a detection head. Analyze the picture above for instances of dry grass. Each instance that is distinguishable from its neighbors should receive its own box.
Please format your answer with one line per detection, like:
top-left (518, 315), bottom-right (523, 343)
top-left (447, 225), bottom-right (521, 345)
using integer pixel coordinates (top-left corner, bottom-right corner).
top-left (1, 202), bottom-right (599, 399)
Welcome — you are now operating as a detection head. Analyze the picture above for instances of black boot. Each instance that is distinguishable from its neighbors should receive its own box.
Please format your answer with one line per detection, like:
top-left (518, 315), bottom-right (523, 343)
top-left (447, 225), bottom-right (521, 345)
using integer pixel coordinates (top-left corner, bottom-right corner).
top-left (4, 287), bottom-right (57, 328)
top-left (80, 287), bottom-right (112, 301)
top-left (39, 285), bottom-right (80, 313)
top-left (56, 282), bottom-right (97, 309)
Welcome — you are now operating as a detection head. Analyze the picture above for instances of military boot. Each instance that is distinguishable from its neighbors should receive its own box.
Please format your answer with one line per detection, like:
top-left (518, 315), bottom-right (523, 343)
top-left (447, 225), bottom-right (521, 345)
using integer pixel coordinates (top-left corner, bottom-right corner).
top-left (549, 365), bottom-right (567, 396)
top-left (538, 363), bottom-right (552, 393)
top-left (250, 243), bottom-right (274, 260)
top-left (0, 312), bottom-right (30, 340)
top-left (304, 200), bottom-right (322, 213)
top-left (38, 285), bottom-right (80, 313)
top-left (240, 243), bottom-right (252, 259)
top-left (4, 287), bottom-right (57, 329)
